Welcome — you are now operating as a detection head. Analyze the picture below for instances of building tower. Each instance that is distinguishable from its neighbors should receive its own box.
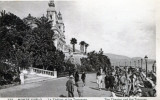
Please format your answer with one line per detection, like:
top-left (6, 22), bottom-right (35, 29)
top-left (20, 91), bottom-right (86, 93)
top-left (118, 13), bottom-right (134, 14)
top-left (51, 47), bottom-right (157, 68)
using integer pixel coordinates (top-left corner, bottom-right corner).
top-left (46, 0), bottom-right (66, 51)
top-left (47, 0), bottom-right (57, 26)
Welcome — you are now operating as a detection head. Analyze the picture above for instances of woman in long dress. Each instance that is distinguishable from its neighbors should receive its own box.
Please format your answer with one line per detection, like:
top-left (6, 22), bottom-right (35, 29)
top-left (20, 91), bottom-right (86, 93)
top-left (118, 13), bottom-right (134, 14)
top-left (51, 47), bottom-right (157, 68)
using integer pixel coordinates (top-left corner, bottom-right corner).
top-left (96, 72), bottom-right (103, 90)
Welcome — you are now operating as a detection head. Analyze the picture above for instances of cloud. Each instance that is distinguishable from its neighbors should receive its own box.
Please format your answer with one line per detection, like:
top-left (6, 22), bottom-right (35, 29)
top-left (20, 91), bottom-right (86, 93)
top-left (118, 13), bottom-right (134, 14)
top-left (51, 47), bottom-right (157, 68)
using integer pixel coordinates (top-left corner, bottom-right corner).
top-left (0, 0), bottom-right (156, 59)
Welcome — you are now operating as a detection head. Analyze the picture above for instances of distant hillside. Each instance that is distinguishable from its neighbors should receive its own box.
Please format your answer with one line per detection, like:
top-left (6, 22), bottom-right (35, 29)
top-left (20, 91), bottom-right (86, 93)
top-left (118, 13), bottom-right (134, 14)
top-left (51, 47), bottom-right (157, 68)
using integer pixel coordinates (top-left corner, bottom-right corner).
top-left (105, 53), bottom-right (130, 60)
top-left (64, 52), bottom-right (155, 71)
top-left (104, 53), bottom-right (156, 71)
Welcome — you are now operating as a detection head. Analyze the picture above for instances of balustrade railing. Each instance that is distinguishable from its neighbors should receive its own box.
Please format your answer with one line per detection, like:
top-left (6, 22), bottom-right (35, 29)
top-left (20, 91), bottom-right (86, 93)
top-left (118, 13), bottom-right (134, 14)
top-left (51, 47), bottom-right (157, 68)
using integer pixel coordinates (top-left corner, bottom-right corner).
top-left (32, 67), bottom-right (55, 77)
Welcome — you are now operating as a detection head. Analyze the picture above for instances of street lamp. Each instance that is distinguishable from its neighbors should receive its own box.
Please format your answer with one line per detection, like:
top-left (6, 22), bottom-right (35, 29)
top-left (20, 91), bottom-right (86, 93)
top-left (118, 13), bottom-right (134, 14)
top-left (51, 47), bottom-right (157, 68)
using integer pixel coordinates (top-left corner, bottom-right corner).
top-left (141, 59), bottom-right (143, 69)
top-left (152, 61), bottom-right (156, 73)
top-left (138, 60), bottom-right (140, 68)
top-left (134, 61), bottom-right (136, 67)
top-left (144, 55), bottom-right (148, 77)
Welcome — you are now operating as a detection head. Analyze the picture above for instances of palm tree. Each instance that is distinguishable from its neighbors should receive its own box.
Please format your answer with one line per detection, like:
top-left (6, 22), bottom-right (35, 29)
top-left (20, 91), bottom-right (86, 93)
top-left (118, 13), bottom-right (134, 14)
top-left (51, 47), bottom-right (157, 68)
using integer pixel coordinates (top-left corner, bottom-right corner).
top-left (70, 38), bottom-right (77, 52)
top-left (85, 43), bottom-right (89, 54)
top-left (35, 15), bottom-right (52, 30)
top-left (79, 41), bottom-right (85, 53)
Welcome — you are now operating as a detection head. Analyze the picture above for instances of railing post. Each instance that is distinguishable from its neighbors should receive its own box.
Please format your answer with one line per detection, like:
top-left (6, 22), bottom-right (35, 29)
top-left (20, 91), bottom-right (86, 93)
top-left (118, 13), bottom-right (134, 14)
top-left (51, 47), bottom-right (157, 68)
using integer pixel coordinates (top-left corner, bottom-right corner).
top-left (20, 72), bottom-right (24, 84)
top-left (54, 69), bottom-right (57, 78)
top-left (30, 67), bottom-right (35, 74)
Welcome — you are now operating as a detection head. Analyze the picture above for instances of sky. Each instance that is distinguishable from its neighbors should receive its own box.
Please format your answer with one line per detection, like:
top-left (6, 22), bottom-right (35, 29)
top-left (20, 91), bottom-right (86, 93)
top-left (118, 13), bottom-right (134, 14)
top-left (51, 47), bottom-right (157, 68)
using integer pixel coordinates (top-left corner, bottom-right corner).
top-left (0, 0), bottom-right (156, 59)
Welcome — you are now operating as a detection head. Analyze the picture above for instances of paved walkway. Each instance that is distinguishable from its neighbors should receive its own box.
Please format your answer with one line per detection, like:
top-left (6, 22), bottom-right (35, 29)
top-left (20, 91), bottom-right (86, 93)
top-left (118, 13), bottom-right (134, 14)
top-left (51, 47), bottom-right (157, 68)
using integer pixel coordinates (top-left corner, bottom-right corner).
top-left (0, 73), bottom-right (112, 97)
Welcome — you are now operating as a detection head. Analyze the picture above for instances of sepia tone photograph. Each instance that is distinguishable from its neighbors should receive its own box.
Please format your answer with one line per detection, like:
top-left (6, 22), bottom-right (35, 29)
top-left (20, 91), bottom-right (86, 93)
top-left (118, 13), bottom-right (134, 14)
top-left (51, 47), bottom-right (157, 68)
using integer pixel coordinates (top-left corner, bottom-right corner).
top-left (0, 0), bottom-right (156, 97)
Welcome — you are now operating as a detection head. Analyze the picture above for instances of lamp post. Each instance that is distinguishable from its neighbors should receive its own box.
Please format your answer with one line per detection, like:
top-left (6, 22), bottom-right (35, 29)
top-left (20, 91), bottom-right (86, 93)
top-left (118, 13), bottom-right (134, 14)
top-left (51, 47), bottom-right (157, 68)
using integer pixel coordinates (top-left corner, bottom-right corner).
top-left (130, 61), bottom-right (131, 67)
top-left (153, 61), bottom-right (156, 73)
top-left (144, 55), bottom-right (148, 77)
top-left (134, 61), bottom-right (136, 67)
top-left (141, 59), bottom-right (143, 69)
top-left (138, 60), bottom-right (140, 68)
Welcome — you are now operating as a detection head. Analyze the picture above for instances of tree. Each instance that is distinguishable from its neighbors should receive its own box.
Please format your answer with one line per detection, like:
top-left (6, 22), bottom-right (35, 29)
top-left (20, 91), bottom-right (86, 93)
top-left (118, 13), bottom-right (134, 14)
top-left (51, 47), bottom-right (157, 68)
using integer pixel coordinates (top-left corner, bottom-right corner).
top-left (34, 15), bottom-right (52, 30)
top-left (70, 38), bottom-right (77, 52)
top-left (81, 49), bottom-right (111, 72)
top-left (31, 16), bottom-right (65, 71)
top-left (0, 11), bottom-right (31, 84)
top-left (84, 43), bottom-right (89, 54)
top-left (0, 10), bottom-right (30, 68)
top-left (79, 41), bottom-right (85, 53)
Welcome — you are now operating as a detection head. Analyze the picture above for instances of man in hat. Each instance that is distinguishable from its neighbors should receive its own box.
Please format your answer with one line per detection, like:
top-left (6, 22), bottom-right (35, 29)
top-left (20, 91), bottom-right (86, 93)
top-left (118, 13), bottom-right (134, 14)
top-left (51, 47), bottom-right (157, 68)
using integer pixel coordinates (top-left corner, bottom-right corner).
top-left (66, 75), bottom-right (74, 97)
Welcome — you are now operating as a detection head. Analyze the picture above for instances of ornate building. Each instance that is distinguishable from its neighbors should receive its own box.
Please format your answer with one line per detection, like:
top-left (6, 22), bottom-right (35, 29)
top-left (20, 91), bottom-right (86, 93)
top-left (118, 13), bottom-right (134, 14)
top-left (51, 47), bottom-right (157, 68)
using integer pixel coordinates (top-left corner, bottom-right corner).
top-left (23, 0), bottom-right (82, 54)
top-left (23, 0), bottom-right (66, 52)
top-left (47, 0), bottom-right (66, 51)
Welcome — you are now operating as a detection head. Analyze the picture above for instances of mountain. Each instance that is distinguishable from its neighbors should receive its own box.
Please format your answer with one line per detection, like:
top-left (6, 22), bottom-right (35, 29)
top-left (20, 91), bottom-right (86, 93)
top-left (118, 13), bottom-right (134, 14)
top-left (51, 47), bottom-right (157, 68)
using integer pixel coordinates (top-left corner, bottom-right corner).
top-left (104, 53), bottom-right (130, 60)
top-left (104, 53), bottom-right (156, 71)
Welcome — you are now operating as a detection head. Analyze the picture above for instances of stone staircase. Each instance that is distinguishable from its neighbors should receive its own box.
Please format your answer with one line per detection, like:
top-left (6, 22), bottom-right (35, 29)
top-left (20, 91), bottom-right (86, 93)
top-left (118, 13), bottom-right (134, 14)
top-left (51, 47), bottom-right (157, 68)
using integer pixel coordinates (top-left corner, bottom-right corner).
top-left (24, 74), bottom-right (53, 84)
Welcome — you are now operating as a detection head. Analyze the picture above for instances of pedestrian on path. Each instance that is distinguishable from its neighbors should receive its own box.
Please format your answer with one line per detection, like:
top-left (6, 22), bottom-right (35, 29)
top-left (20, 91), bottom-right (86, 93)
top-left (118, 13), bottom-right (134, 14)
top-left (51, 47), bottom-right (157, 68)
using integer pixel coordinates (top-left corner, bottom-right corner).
top-left (120, 72), bottom-right (127, 96)
top-left (75, 71), bottom-right (79, 83)
top-left (66, 75), bottom-right (74, 97)
top-left (81, 71), bottom-right (86, 86)
top-left (76, 79), bottom-right (84, 97)
top-left (108, 72), bottom-right (115, 91)
top-left (104, 73), bottom-right (109, 90)
top-left (96, 72), bottom-right (103, 91)
top-left (127, 74), bottom-right (132, 96)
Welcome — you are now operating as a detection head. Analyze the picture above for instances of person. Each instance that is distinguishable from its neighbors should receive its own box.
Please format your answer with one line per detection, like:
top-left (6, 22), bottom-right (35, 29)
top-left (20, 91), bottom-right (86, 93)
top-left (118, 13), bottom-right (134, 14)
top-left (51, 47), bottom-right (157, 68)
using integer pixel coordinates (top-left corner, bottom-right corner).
top-left (134, 84), bottom-right (142, 97)
top-left (123, 73), bottom-right (131, 96)
top-left (96, 72), bottom-right (103, 90)
top-left (108, 72), bottom-right (115, 91)
top-left (114, 74), bottom-right (119, 91)
top-left (66, 75), bottom-right (74, 97)
top-left (132, 73), bottom-right (137, 92)
top-left (75, 71), bottom-right (79, 83)
top-left (69, 70), bottom-right (72, 77)
top-left (76, 79), bottom-right (84, 97)
top-left (120, 72), bottom-right (127, 96)
top-left (127, 74), bottom-right (132, 96)
top-left (81, 71), bottom-right (86, 86)
top-left (104, 73), bottom-right (110, 90)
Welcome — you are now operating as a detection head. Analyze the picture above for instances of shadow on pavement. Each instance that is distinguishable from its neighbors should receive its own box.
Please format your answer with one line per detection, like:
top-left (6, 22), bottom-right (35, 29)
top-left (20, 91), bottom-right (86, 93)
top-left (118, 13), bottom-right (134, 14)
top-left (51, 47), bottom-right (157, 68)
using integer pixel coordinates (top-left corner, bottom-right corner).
top-left (90, 81), bottom-right (97, 84)
top-left (89, 87), bottom-right (99, 90)
top-left (59, 94), bottom-right (67, 97)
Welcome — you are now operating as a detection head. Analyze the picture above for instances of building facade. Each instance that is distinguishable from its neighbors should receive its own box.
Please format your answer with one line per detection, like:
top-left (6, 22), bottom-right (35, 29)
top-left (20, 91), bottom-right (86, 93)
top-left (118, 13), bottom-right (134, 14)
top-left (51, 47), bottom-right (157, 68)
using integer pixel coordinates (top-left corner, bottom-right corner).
top-left (23, 0), bottom-right (82, 54)
top-left (47, 0), bottom-right (66, 51)
top-left (24, 0), bottom-right (66, 52)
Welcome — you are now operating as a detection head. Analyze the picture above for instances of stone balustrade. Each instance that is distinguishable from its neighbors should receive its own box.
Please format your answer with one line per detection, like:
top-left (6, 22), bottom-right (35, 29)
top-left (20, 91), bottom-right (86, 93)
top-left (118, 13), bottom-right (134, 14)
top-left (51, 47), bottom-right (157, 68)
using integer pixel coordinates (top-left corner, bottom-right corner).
top-left (29, 67), bottom-right (57, 78)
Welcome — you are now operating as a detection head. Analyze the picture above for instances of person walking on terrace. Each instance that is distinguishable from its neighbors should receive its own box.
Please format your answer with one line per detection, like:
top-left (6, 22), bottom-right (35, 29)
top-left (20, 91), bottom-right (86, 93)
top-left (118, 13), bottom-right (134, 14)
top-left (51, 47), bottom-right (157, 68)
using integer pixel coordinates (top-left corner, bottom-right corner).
top-left (81, 71), bottom-right (86, 86)
top-left (66, 75), bottom-right (74, 97)
top-left (96, 72), bottom-right (103, 91)
top-left (104, 73), bottom-right (110, 90)
top-left (75, 71), bottom-right (79, 83)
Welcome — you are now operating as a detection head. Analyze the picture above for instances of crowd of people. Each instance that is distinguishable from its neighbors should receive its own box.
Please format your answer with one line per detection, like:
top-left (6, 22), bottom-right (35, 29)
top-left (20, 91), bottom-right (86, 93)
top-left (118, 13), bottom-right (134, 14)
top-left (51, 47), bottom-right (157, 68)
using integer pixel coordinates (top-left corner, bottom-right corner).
top-left (65, 66), bottom-right (156, 97)
top-left (97, 66), bottom-right (156, 97)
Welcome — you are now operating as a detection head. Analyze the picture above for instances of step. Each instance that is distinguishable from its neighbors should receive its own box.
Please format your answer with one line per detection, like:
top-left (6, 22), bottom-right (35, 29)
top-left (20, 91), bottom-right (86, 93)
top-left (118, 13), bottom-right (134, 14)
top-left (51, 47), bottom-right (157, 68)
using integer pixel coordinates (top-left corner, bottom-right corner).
top-left (24, 74), bottom-right (53, 84)
top-left (25, 74), bottom-right (40, 78)
top-left (25, 75), bottom-right (46, 81)
top-left (24, 77), bottom-right (52, 84)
